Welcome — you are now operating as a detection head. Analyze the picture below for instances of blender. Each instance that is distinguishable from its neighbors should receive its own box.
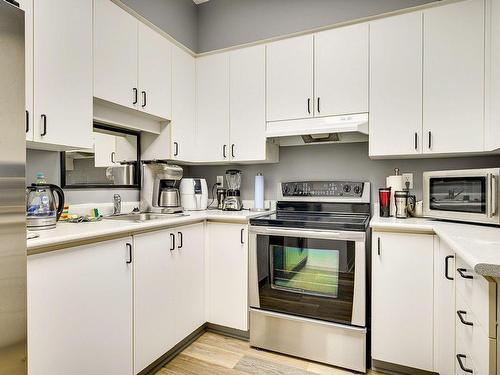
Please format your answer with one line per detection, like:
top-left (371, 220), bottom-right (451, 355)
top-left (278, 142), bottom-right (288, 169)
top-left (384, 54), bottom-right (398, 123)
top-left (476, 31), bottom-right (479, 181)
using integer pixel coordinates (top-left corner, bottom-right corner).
top-left (223, 169), bottom-right (243, 211)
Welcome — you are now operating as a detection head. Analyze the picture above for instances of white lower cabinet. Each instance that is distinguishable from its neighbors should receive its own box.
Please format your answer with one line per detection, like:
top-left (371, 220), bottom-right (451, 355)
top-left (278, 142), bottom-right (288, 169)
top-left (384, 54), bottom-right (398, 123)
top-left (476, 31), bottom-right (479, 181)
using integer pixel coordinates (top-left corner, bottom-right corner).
top-left (208, 223), bottom-right (248, 331)
top-left (371, 232), bottom-right (434, 371)
top-left (433, 238), bottom-right (456, 375)
top-left (28, 237), bottom-right (134, 375)
top-left (133, 223), bottom-right (205, 374)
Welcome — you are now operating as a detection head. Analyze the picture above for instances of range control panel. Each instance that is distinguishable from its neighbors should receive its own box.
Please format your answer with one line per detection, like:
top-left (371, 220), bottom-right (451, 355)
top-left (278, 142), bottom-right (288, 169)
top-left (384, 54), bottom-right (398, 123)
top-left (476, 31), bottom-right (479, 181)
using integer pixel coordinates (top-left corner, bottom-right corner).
top-left (281, 181), bottom-right (365, 198)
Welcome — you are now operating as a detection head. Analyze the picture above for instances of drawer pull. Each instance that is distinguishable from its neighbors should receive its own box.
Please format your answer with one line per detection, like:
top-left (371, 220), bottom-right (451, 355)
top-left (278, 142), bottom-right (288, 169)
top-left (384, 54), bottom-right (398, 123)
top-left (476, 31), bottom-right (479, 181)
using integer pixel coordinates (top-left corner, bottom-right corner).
top-left (457, 310), bottom-right (474, 326)
top-left (456, 354), bottom-right (473, 373)
top-left (457, 268), bottom-right (473, 279)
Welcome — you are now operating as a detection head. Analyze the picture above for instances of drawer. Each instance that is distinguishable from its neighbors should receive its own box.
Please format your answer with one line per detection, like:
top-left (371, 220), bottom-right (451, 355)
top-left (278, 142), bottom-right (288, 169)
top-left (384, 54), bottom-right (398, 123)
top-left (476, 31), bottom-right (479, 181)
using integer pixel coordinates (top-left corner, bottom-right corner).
top-left (455, 256), bottom-right (497, 338)
top-left (456, 294), bottom-right (497, 375)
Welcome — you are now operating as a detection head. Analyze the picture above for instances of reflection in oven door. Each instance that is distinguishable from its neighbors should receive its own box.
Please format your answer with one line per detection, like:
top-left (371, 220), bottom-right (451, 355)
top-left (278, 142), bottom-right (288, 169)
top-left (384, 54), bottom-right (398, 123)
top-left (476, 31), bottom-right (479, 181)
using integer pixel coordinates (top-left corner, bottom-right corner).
top-left (255, 234), bottom-right (357, 325)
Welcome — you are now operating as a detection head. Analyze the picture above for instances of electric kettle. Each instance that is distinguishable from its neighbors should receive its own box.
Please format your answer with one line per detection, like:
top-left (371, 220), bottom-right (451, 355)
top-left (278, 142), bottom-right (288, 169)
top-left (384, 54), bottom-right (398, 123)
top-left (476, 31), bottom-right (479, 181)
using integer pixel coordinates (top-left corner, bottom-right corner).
top-left (26, 176), bottom-right (65, 230)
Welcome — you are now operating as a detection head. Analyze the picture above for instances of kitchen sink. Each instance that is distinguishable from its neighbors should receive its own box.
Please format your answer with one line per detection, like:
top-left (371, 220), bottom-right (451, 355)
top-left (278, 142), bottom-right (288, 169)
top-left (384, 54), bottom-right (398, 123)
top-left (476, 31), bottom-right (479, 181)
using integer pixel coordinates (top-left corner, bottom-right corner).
top-left (104, 212), bottom-right (188, 222)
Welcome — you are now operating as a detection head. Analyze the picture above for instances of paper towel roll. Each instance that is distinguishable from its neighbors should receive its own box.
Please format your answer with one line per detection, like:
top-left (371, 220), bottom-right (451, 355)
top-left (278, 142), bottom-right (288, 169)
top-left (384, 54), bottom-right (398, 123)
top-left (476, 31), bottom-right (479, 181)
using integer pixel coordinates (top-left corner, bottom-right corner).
top-left (386, 173), bottom-right (404, 217)
top-left (254, 173), bottom-right (264, 210)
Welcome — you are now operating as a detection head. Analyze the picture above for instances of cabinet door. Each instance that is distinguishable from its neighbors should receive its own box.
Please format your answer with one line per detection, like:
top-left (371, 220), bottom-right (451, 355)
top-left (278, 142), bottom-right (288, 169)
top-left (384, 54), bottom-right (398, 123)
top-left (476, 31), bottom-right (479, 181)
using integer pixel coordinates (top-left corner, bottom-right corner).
top-left (230, 45), bottom-right (266, 162)
top-left (171, 46), bottom-right (196, 161)
top-left (175, 223), bottom-right (205, 341)
top-left (423, 0), bottom-right (485, 154)
top-left (138, 23), bottom-right (172, 119)
top-left (93, 132), bottom-right (116, 167)
top-left (208, 223), bottom-right (248, 331)
top-left (369, 12), bottom-right (423, 157)
top-left (94, 0), bottom-right (138, 110)
top-left (314, 24), bottom-right (369, 117)
top-left (486, 0), bottom-right (500, 151)
top-left (28, 238), bottom-right (133, 375)
top-left (18, 0), bottom-right (33, 141)
top-left (434, 238), bottom-right (456, 375)
top-left (195, 53), bottom-right (230, 162)
top-left (134, 230), bottom-right (178, 374)
top-left (372, 232), bottom-right (434, 371)
top-left (33, 0), bottom-right (92, 149)
top-left (266, 35), bottom-right (314, 121)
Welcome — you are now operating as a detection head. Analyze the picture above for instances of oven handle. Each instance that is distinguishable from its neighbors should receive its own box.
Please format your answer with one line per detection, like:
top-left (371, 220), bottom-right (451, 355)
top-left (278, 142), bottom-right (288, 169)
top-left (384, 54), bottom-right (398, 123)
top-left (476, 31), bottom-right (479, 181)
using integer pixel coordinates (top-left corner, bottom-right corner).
top-left (256, 227), bottom-right (365, 241)
top-left (488, 174), bottom-right (497, 218)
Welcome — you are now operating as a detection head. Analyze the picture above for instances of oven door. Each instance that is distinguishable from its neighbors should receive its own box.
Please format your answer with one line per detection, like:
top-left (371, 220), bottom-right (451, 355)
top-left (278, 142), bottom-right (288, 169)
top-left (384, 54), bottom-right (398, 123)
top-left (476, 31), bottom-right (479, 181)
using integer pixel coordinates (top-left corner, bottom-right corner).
top-left (423, 169), bottom-right (500, 225)
top-left (249, 226), bottom-right (366, 327)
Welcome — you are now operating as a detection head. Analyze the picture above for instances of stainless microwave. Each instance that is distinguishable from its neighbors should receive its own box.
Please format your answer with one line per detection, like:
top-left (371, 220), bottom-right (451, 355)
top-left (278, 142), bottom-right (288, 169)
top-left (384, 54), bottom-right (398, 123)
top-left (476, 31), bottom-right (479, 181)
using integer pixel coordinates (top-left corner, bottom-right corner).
top-left (423, 168), bottom-right (499, 225)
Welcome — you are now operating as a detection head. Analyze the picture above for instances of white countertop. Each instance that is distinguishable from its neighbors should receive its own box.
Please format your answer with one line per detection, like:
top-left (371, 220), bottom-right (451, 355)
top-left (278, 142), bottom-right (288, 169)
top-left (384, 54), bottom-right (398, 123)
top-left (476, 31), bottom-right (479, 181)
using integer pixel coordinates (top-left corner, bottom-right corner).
top-left (27, 209), bottom-right (268, 254)
top-left (371, 215), bottom-right (500, 277)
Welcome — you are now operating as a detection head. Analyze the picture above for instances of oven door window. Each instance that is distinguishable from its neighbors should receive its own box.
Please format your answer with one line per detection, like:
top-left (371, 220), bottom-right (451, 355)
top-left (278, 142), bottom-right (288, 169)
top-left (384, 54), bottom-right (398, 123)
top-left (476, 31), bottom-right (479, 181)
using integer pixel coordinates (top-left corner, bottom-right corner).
top-left (429, 176), bottom-right (486, 214)
top-left (271, 245), bottom-right (340, 298)
top-left (256, 235), bottom-right (356, 325)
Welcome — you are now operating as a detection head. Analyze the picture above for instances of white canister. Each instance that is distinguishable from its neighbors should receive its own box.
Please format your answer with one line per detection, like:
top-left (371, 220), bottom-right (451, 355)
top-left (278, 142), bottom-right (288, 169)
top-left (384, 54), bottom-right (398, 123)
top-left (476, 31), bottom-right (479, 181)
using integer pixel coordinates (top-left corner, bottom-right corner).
top-left (386, 168), bottom-right (404, 217)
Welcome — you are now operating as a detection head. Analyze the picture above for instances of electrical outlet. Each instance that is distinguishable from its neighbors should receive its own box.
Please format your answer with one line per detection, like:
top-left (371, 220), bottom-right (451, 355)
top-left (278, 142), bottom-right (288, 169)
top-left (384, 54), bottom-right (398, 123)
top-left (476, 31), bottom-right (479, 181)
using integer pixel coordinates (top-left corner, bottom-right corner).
top-left (216, 175), bottom-right (224, 187)
top-left (402, 173), bottom-right (413, 190)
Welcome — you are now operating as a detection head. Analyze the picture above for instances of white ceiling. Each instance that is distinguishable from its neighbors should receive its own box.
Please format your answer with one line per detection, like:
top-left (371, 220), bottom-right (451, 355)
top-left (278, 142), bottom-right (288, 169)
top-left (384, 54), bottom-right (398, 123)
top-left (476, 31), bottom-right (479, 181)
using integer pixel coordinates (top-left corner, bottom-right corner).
top-left (193, 0), bottom-right (209, 4)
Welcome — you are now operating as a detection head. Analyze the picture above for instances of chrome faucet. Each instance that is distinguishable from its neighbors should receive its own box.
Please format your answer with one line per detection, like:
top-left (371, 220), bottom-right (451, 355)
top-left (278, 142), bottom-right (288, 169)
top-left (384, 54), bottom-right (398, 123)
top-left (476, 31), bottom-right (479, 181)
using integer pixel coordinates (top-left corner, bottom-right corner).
top-left (113, 194), bottom-right (121, 215)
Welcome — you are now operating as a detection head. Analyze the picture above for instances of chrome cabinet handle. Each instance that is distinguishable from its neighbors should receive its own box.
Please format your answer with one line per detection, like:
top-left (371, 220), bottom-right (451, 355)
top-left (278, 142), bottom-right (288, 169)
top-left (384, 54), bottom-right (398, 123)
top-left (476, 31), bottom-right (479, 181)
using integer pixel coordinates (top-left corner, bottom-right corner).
top-left (133, 88), bottom-right (138, 105)
top-left (173, 142), bottom-right (179, 157)
top-left (377, 237), bottom-right (381, 256)
top-left (317, 97), bottom-right (320, 113)
top-left (457, 268), bottom-right (473, 279)
top-left (414, 132), bottom-right (418, 150)
top-left (141, 91), bottom-right (147, 108)
top-left (223, 144), bottom-right (227, 158)
top-left (170, 233), bottom-right (176, 251)
top-left (111, 151), bottom-right (116, 164)
top-left (26, 110), bottom-right (29, 133)
top-left (307, 98), bottom-right (311, 114)
top-left (457, 310), bottom-right (473, 326)
top-left (41, 114), bottom-right (47, 136)
top-left (240, 228), bottom-right (245, 244)
top-left (456, 354), bottom-right (473, 373)
top-left (231, 144), bottom-right (235, 158)
top-left (445, 255), bottom-right (454, 280)
top-left (428, 131), bottom-right (432, 149)
top-left (126, 243), bottom-right (132, 264)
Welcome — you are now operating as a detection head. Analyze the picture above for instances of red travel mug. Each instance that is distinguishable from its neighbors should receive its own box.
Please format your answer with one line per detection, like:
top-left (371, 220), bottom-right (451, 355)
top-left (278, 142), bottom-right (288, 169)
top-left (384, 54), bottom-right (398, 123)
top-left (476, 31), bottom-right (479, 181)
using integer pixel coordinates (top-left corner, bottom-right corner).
top-left (379, 187), bottom-right (391, 217)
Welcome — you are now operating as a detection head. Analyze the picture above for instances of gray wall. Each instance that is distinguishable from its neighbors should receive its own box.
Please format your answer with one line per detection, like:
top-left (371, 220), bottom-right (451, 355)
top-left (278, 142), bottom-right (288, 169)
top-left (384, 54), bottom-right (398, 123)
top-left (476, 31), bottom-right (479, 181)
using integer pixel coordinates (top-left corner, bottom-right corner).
top-left (26, 150), bottom-right (139, 205)
top-left (188, 143), bottom-right (500, 203)
top-left (122, 0), bottom-right (198, 51)
top-left (197, 0), bottom-right (436, 52)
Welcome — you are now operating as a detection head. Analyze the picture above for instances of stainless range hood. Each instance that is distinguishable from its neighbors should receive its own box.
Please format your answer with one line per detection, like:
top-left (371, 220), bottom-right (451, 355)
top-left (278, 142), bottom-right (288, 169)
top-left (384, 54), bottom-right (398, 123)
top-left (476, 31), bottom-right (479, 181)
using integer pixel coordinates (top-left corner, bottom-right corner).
top-left (266, 113), bottom-right (368, 146)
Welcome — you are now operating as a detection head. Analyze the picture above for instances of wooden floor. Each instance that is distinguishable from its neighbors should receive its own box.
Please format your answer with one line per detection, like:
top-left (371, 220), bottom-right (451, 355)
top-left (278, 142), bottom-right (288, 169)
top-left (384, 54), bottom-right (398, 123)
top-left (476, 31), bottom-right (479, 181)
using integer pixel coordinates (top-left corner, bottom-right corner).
top-left (156, 332), bottom-right (373, 375)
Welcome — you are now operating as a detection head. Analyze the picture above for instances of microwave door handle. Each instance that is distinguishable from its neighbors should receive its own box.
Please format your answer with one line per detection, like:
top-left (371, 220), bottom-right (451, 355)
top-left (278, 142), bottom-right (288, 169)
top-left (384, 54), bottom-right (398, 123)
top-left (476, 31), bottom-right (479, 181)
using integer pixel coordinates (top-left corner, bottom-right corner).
top-left (490, 174), bottom-right (498, 217)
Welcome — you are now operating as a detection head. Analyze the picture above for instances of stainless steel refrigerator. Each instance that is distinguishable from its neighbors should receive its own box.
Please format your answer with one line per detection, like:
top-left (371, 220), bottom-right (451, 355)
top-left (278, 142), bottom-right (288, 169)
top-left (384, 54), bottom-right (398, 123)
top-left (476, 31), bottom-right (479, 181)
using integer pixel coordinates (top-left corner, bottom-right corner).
top-left (0, 0), bottom-right (26, 373)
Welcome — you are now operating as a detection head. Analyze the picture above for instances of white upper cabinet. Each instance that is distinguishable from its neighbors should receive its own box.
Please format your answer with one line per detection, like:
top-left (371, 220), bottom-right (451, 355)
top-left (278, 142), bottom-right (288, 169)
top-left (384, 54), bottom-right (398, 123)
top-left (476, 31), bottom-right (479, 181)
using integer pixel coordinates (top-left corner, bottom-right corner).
top-left (314, 24), bottom-right (369, 117)
top-left (423, 0), bottom-right (485, 154)
top-left (137, 23), bottom-right (172, 119)
top-left (32, 0), bottom-right (92, 149)
top-left (18, 0), bottom-right (33, 141)
top-left (195, 53), bottom-right (230, 162)
top-left (369, 12), bottom-right (423, 157)
top-left (485, 0), bottom-right (500, 151)
top-left (171, 46), bottom-right (196, 161)
top-left (266, 35), bottom-right (314, 122)
top-left (94, 0), bottom-right (138, 111)
top-left (371, 232), bottom-right (434, 371)
top-left (230, 45), bottom-right (267, 162)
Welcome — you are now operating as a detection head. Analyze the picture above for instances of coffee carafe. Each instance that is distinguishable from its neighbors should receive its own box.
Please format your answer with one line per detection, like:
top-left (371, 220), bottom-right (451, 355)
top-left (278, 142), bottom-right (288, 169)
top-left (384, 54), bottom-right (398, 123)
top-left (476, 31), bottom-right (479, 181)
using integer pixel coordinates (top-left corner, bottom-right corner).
top-left (223, 169), bottom-right (243, 211)
top-left (26, 174), bottom-right (65, 230)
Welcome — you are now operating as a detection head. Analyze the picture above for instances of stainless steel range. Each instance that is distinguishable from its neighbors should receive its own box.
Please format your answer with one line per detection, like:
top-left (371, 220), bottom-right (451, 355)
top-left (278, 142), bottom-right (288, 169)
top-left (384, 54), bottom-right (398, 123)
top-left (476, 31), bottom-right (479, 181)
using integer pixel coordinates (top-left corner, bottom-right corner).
top-left (248, 181), bottom-right (371, 372)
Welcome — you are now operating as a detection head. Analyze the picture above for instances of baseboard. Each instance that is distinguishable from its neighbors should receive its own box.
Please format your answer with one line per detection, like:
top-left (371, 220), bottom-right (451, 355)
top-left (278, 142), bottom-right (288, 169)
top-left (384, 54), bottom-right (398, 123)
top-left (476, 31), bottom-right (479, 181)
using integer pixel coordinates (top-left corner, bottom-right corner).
top-left (140, 323), bottom-right (249, 374)
top-left (139, 325), bottom-right (206, 375)
top-left (371, 359), bottom-right (438, 375)
top-left (206, 322), bottom-right (250, 341)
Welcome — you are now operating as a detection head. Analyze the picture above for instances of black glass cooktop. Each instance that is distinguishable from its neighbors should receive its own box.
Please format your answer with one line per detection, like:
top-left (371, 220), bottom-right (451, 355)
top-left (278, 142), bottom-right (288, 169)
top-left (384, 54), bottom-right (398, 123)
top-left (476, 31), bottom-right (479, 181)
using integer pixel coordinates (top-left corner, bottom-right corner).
top-left (250, 211), bottom-right (370, 231)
